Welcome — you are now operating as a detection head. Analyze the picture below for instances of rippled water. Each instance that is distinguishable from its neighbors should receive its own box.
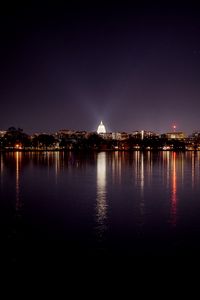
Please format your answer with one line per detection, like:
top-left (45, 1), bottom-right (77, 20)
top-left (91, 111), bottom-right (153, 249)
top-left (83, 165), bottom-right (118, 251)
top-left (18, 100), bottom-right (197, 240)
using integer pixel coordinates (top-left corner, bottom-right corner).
top-left (1, 151), bottom-right (200, 260)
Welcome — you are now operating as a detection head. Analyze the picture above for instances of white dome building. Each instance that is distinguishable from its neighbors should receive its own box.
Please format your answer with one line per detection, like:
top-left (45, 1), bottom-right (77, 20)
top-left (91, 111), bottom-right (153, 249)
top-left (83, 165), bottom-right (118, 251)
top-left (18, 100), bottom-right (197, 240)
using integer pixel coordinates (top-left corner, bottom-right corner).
top-left (97, 121), bottom-right (106, 134)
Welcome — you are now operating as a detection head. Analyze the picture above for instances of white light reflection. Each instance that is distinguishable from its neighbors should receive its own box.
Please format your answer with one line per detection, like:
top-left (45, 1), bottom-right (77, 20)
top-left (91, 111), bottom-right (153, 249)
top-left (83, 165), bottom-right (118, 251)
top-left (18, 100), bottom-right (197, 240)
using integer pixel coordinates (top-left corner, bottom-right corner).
top-left (141, 152), bottom-right (144, 193)
top-left (147, 151), bottom-right (152, 186)
top-left (112, 151), bottom-right (121, 184)
top-left (135, 151), bottom-right (144, 195)
top-left (54, 151), bottom-right (60, 183)
top-left (96, 152), bottom-right (107, 241)
top-left (135, 151), bottom-right (145, 223)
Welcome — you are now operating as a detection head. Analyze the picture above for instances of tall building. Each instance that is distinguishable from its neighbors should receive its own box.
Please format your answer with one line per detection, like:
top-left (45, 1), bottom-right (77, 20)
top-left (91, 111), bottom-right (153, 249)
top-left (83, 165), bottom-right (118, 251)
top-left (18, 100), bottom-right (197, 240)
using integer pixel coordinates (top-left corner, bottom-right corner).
top-left (97, 121), bottom-right (106, 134)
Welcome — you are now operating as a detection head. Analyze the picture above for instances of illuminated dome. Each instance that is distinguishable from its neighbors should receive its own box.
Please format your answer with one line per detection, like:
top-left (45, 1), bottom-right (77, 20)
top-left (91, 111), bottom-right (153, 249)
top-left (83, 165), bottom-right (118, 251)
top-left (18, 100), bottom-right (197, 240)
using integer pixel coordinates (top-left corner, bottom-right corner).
top-left (97, 121), bottom-right (106, 134)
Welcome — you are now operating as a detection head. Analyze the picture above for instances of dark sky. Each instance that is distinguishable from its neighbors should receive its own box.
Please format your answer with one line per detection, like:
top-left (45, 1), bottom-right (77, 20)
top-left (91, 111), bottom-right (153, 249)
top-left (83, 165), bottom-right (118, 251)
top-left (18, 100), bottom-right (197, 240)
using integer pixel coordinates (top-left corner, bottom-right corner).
top-left (1, 1), bottom-right (200, 134)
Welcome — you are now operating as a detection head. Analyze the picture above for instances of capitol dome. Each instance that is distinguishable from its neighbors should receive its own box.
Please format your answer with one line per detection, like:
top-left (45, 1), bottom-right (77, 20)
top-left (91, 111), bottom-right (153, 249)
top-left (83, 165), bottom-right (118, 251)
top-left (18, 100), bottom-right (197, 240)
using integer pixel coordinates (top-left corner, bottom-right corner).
top-left (97, 121), bottom-right (106, 134)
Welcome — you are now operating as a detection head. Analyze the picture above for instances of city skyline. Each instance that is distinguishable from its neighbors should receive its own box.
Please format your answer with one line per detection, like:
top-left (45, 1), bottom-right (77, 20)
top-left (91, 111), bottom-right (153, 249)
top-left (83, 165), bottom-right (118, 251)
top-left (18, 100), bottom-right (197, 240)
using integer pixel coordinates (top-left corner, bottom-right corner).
top-left (1, 2), bottom-right (200, 134)
top-left (1, 121), bottom-right (200, 137)
top-left (0, 121), bottom-right (199, 136)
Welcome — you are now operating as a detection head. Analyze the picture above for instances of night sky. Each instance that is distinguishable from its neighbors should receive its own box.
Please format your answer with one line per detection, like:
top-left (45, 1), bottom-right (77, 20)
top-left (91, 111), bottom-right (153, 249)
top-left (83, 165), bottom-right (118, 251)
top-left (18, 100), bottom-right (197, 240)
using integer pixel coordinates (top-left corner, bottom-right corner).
top-left (1, 2), bottom-right (200, 134)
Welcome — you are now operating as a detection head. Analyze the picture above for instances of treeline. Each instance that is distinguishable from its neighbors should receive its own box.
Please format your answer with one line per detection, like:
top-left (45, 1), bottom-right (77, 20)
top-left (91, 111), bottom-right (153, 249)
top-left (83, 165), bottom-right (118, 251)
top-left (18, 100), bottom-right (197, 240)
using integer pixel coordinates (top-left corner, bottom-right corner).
top-left (0, 126), bottom-right (195, 151)
top-left (0, 127), bottom-right (107, 150)
top-left (0, 127), bottom-right (56, 150)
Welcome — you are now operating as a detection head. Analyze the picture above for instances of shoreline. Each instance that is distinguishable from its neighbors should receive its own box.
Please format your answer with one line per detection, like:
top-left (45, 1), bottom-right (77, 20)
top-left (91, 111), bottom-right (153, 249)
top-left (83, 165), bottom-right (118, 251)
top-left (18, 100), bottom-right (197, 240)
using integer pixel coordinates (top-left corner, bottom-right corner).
top-left (0, 149), bottom-right (199, 152)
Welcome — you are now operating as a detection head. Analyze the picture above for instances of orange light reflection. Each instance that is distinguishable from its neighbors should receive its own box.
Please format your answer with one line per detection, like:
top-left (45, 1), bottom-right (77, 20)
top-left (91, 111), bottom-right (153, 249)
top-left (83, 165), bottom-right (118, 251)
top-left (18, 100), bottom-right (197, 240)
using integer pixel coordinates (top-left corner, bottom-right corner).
top-left (170, 152), bottom-right (177, 227)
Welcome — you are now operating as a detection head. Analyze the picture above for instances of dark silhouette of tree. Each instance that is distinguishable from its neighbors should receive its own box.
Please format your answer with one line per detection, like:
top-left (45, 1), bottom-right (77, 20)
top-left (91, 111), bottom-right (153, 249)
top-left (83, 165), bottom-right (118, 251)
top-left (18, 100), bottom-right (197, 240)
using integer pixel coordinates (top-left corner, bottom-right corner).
top-left (7, 126), bottom-right (17, 132)
top-left (87, 133), bottom-right (103, 149)
top-left (59, 138), bottom-right (74, 150)
top-left (3, 127), bottom-right (30, 149)
top-left (33, 134), bottom-right (56, 150)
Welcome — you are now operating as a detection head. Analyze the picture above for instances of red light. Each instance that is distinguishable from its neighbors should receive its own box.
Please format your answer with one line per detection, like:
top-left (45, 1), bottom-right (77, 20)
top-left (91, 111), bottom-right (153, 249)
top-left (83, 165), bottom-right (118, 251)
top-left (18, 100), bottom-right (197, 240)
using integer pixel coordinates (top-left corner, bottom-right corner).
top-left (172, 124), bottom-right (176, 132)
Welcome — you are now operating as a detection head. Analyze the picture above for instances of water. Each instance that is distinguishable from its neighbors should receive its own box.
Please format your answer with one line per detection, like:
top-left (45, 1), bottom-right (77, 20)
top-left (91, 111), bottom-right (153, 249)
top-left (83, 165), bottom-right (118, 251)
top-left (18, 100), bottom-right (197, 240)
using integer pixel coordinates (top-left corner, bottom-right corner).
top-left (1, 151), bottom-right (200, 262)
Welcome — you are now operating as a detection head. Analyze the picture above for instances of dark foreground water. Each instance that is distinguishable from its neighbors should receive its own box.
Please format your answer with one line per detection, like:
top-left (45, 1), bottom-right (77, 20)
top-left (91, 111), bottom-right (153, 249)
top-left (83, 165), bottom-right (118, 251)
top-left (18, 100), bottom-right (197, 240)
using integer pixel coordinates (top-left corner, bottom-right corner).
top-left (1, 151), bottom-right (200, 263)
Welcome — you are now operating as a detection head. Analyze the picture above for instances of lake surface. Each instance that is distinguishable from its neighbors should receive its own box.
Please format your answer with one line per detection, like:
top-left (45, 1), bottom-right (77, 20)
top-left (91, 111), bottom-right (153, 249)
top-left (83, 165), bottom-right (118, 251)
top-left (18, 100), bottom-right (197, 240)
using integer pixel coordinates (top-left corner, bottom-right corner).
top-left (1, 151), bottom-right (200, 261)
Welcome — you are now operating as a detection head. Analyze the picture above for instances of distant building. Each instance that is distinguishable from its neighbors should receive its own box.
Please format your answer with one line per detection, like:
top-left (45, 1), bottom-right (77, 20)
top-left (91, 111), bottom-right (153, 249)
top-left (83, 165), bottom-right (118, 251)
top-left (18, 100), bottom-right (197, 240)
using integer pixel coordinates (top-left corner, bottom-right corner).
top-left (56, 129), bottom-right (76, 137)
top-left (99, 132), bottom-right (112, 139)
top-left (131, 130), bottom-right (158, 139)
top-left (163, 132), bottom-right (186, 139)
top-left (54, 129), bottom-right (88, 143)
top-left (0, 131), bottom-right (6, 137)
top-left (192, 132), bottom-right (200, 139)
top-left (112, 132), bottom-right (122, 140)
top-left (111, 132), bottom-right (129, 140)
top-left (97, 121), bottom-right (106, 134)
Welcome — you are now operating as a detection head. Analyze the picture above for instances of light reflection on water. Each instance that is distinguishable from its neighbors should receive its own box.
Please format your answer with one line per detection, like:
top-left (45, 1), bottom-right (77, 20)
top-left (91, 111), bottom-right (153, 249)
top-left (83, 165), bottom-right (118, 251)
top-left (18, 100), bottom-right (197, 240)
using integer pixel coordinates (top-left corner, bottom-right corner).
top-left (170, 152), bottom-right (177, 227)
top-left (1, 151), bottom-right (200, 255)
top-left (111, 151), bottom-right (122, 184)
top-left (15, 151), bottom-right (21, 213)
top-left (96, 152), bottom-right (107, 242)
top-left (135, 151), bottom-right (145, 222)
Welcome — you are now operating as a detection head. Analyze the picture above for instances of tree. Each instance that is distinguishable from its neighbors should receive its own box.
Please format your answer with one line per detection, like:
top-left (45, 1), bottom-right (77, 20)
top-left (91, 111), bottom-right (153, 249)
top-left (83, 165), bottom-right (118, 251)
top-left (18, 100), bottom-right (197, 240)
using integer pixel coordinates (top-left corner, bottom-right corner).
top-left (33, 134), bottom-right (56, 150)
top-left (87, 133), bottom-right (103, 149)
top-left (3, 127), bottom-right (29, 149)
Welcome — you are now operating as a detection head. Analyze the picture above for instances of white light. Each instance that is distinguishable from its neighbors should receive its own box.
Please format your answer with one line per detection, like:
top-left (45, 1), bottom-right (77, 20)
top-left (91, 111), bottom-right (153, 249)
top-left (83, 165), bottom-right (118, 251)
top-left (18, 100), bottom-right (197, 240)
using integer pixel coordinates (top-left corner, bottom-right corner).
top-left (141, 130), bottom-right (144, 140)
top-left (97, 121), bottom-right (106, 134)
